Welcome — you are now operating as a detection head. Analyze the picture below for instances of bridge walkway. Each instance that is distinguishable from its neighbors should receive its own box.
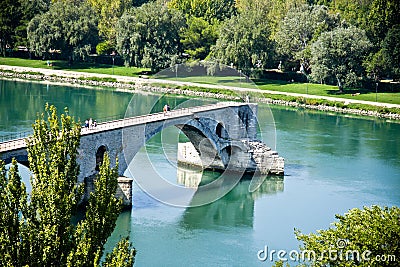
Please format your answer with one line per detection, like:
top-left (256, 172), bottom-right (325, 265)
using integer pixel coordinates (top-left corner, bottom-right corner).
top-left (0, 102), bottom-right (244, 153)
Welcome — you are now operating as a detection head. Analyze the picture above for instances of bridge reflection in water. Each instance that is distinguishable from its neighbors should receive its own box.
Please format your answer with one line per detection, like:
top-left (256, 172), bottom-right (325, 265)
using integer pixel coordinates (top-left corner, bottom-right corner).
top-left (176, 165), bottom-right (284, 228)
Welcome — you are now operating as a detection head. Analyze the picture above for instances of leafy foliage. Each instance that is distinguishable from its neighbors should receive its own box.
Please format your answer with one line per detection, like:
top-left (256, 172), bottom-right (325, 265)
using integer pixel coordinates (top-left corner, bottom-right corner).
top-left (168, 0), bottom-right (236, 22)
top-left (381, 25), bottom-right (400, 80)
top-left (1, 0), bottom-right (400, 83)
top-left (0, 104), bottom-right (135, 266)
top-left (0, 159), bottom-right (27, 265)
top-left (295, 206), bottom-right (400, 267)
top-left (212, 9), bottom-right (272, 73)
top-left (87, 0), bottom-right (135, 51)
top-left (310, 26), bottom-right (372, 91)
top-left (116, 1), bottom-right (186, 72)
top-left (275, 4), bottom-right (339, 71)
top-left (180, 16), bottom-right (219, 60)
top-left (0, 0), bottom-right (22, 56)
top-left (27, 1), bottom-right (99, 60)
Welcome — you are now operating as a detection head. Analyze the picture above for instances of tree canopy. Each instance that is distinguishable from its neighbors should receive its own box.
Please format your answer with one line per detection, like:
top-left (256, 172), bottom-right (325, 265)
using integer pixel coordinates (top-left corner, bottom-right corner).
top-left (0, 0), bottom-right (22, 56)
top-left (27, 0), bottom-right (99, 60)
top-left (116, 1), bottom-right (185, 72)
top-left (1, 0), bottom-right (399, 85)
top-left (212, 9), bottom-right (272, 73)
top-left (275, 4), bottom-right (339, 72)
top-left (310, 26), bottom-right (372, 91)
top-left (292, 206), bottom-right (400, 267)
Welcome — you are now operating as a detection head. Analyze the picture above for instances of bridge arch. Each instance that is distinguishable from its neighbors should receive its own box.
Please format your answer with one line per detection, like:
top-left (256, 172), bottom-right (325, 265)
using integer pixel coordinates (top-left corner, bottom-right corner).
top-left (95, 145), bottom-right (108, 171)
top-left (138, 116), bottom-right (227, 170)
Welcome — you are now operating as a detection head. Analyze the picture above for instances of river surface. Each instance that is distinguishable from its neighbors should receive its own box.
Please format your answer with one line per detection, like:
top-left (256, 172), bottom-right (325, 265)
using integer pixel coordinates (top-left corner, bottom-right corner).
top-left (1, 78), bottom-right (399, 266)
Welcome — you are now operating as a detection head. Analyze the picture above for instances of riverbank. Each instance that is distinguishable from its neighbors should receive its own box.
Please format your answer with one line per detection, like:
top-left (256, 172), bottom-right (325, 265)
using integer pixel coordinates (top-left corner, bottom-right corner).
top-left (1, 65), bottom-right (399, 120)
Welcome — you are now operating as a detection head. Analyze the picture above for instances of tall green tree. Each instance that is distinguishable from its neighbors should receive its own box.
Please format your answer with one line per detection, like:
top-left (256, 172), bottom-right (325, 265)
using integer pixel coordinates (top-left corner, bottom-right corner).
top-left (15, 0), bottom-right (51, 49)
top-left (274, 4), bottom-right (339, 72)
top-left (0, 0), bottom-right (22, 56)
top-left (180, 16), bottom-right (219, 60)
top-left (0, 104), bottom-right (135, 266)
top-left (366, 0), bottom-right (400, 45)
top-left (27, 0), bottom-right (99, 61)
top-left (0, 159), bottom-right (27, 266)
top-left (116, 1), bottom-right (186, 72)
top-left (212, 9), bottom-right (273, 74)
top-left (310, 26), bottom-right (372, 91)
top-left (235, 0), bottom-right (306, 38)
top-left (381, 25), bottom-right (400, 80)
top-left (87, 0), bottom-right (136, 55)
top-left (327, 0), bottom-right (372, 29)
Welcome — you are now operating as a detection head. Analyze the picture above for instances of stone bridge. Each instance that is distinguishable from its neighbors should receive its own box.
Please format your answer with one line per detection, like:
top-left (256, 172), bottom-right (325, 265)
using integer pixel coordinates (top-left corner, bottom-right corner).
top-left (0, 102), bottom-right (284, 204)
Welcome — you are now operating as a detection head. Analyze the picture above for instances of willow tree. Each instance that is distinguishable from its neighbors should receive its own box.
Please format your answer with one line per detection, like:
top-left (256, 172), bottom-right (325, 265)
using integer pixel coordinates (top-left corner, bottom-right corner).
top-left (116, 1), bottom-right (185, 72)
top-left (0, 104), bottom-right (135, 266)
top-left (212, 9), bottom-right (273, 74)
top-left (27, 0), bottom-right (99, 61)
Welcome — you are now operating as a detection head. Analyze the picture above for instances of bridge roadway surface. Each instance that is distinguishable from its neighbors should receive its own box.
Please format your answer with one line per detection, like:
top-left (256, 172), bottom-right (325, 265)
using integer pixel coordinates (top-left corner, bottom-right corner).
top-left (0, 102), bottom-right (244, 153)
top-left (1, 65), bottom-right (399, 109)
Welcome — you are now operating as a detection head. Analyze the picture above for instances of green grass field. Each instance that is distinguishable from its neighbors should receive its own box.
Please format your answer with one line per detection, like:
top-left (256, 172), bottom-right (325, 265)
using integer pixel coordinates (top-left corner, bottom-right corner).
top-left (254, 79), bottom-right (400, 105)
top-left (1, 57), bottom-right (399, 105)
top-left (0, 57), bottom-right (148, 76)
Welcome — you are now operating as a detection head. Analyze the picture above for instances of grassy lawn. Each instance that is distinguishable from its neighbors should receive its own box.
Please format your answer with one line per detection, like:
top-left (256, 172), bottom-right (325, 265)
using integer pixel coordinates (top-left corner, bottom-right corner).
top-left (254, 79), bottom-right (400, 105)
top-left (158, 75), bottom-right (400, 105)
top-left (1, 57), bottom-right (399, 105)
top-left (0, 57), bottom-right (149, 77)
top-left (157, 75), bottom-right (259, 89)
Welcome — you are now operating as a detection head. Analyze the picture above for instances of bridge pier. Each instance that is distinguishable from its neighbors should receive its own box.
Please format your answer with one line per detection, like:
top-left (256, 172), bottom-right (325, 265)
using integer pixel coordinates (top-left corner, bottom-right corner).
top-left (84, 175), bottom-right (133, 208)
top-left (178, 141), bottom-right (284, 176)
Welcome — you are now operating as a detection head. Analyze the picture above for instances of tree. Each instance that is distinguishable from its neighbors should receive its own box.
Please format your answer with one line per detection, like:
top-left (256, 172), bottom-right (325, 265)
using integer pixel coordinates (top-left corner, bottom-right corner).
top-left (0, 104), bottom-right (135, 266)
top-left (294, 206), bottom-right (400, 267)
top-left (310, 26), bottom-right (372, 91)
top-left (14, 0), bottom-right (51, 50)
top-left (87, 0), bottom-right (135, 55)
top-left (274, 4), bottom-right (339, 72)
top-left (235, 0), bottom-right (306, 38)
top-left (27, 0), bottom-right (99, 61)
top-left (180, 16), bottom-right (219, 60)
top-left (168, 0), bottom-right (236, 22)
top-left (327, 0), bottom-right (372, 29)
top-left (381, 25), bottom-right (400, 80)
top-left (0, 0), bottom-right (22, 56)
top-left (0, 159), bottom-right (27, 265)
top-left (366, 0), bottom-right (400, 45)
top-left (212, 9), bottom-right (273, 74)
top-left (116, 1), bottom-right (186, 72)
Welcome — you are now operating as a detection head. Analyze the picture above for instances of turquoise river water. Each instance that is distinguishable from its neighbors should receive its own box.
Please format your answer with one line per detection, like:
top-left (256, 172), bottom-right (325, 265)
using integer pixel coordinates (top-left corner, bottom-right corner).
top-left (0, 78), bottom-right (399, 266)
